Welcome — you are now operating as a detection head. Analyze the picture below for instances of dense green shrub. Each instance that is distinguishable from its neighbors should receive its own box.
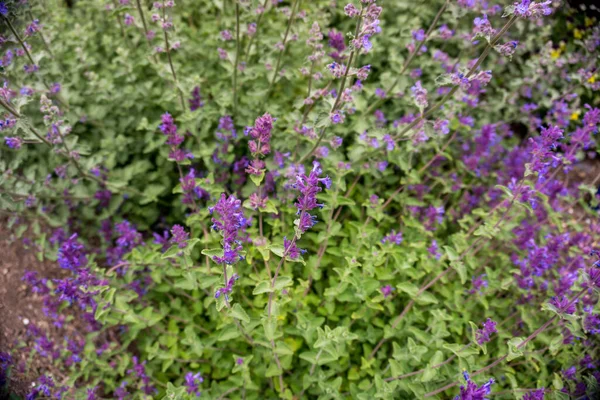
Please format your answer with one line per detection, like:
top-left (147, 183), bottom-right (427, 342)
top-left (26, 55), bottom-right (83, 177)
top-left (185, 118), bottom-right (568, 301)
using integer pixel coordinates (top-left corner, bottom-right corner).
top-left (0, 0), bottom-right (599, 399)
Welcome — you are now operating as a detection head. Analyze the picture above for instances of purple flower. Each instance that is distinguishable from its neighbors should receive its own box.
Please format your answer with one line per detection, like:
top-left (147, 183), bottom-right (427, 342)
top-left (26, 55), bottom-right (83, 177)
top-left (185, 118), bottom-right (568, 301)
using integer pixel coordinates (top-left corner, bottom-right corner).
top-left (184, 372), bottom-right (203, 396)
top-left (469, 274), bottom-right (488, 294)
top-left (57, 234), bottom-right (88, 271)
top-left (115, 221), bottom-right (143, 250)
top-left (115, 381), bottom-right (130, 400)
top-left (215, 273), bottom-right (239, 299)
top-left (4, 136), bottom-right (22, 149)
top-left (428, 240), bottom-right (442, 260)
top-left (284, 237), bottom-right (304, 259)
top-left (475, 318), bottom-right (497, 345)
top-left (189, 86), bottom-right (204, 111)
top-left (330, 110), bottom-right (344, 124)
top-left (248, 113), bottom-right (274, 156)
top-left (411, 81), bottom-right (428, 109)
top-left (170, 225), bottom-right (189, 249)
top-left (209, 194), bottom-right (250, 264)
top-left (455, 372), bottom-right (494, 400)
top-left (381, 285), bottom-right (394, 298)
top-left (86, 386), bottom-right (97, 400)
top-left (562, 366), bottom-right (576, 381)
top-left (293, 161), bottom-right (331, 233)
top-left (497, 41), bottom-right (519, 57)
top-left (328, 30), bottom-right (346, 52)
top-left (124, 13), bottom-right (134, 25)
top-left (514, 0), bottom-right (552, 19)
top-left (549, 295), bottom-right (576, 314)
top-left (412, 29), bottom-right (425, 41)
top-left (159, 112), bottom-right (184, 146)
top-left (528, 125), bottom-right (563, 182)
top-left (522, 389), bottom-right (545, 400)
top-left (382, 230), bottom-right (403, 245)
top-left (0, 2), bottom-right (7, 16)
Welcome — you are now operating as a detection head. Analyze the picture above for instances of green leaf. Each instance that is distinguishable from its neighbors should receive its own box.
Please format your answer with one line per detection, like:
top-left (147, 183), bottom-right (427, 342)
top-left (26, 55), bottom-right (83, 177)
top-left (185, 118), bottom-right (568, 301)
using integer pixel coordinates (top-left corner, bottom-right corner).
top-left (250, 170), bottom-right (265, 186)
top-left (229, 303), bottom-right (250, 324)
top-left (507, 337), bottom-right (525, 361)
top-left (218, 324), bottom-right (241, 341)
top-left (396, 282), bottom-right (419, 297)
top-left (161, 245), bottom-right (181, 259)
top-left (252, 281), bottom-right (273, 295)
top-left (201, 248), bottom-right (224, 257)
top-left (274, 276), bottom-right (293, 291)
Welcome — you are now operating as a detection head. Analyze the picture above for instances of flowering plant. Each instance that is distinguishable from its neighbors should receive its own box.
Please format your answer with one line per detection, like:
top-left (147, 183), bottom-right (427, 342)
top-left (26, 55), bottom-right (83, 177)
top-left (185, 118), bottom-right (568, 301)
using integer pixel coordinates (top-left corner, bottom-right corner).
top-left (0, 0), bottom-right (600, 399)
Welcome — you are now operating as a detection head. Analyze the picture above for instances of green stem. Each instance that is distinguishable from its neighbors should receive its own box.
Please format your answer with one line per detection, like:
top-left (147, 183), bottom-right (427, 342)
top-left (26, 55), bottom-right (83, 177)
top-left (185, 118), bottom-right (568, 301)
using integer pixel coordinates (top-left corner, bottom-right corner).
top-left (244, 0), bottom-right (269, 63)
top-left (233, 1), bottom-right (240, 117)
top-left (162, 1), bottom-right (186, 111)
top-left (265, 0), bottom-right (300, 98)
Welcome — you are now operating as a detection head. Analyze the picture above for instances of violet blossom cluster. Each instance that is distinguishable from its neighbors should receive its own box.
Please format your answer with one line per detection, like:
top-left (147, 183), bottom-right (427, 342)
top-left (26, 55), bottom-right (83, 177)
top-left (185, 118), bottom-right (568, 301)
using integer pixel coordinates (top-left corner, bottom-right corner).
top-left (209, 193), bottom-right (250, 265)
top-left (293, 161), bottom-right (331, 234)
top-left (455, 372), bottom-right (494, 400)
top-left (475, 318), bottom-right (497, 345)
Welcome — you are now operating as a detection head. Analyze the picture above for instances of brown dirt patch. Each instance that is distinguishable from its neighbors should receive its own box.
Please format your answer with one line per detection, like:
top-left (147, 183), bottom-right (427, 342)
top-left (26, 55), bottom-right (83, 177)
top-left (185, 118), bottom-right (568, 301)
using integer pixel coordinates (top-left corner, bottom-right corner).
top-left (0, 222), bottom-right (59, 398)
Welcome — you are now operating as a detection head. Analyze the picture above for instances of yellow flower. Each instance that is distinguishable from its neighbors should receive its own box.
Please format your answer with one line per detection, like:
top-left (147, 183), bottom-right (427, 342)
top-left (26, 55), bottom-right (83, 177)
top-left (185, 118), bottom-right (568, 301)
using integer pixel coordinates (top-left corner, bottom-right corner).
top-left (571, 112), bottom-right (580, 121)
top-left (550, 49), bottom-right (561, 60)
top-left (585, 17), bottom-right (596, 28)
top-left (589, 74), bottom-right (597, 84)
top-left (574, 29), bottom-right (582, 39)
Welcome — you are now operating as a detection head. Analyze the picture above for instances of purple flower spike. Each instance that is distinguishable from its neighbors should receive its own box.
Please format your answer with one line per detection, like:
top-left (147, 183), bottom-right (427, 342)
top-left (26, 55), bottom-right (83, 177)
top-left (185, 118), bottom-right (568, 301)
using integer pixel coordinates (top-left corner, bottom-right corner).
top-left (455, 371), bottom-right (494, 400)
top-left (170, 225), bottom-right (189, 249)
top-left (209, 194), bottom-right (250, 265)
top-left (475, 318), bottom-right (497, 345)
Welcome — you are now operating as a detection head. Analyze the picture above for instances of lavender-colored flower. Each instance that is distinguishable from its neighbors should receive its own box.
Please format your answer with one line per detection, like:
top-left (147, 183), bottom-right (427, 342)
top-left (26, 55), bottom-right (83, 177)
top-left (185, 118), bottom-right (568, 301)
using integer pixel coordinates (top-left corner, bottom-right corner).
top-left (331, 136), bottom-right (343, 149)
top-left (549, 295), bottom-right (576, 314)
top-left (184, 372), bottom-right (203, 396)
top-left (473, 14), bottom-right (495, 38)
top-left (528, 125), bottom-right (563, 182)
top-left (330, 110), bottom-right (344, 124)
top-left (293, 161), bottom-right (331, 234)
top-left (328, 30), bottom-right (346, 52)
top-left (562, 366), bottom-right (576, 381)
top-left (412, 29), bottom-right (425, 41)
top-left (522, 389), bottom-right (545, 400)
top-left (514, 0), bottom-right (552, 19)
top-left (189, 86), bottom-right (204, 111)
top-left (57, 234), bottom-right (88, 271)
top-left (115, 381), bottom-right (130, 400)
top-left (381, 285), bottom-right (394, 298)
top-left (0, 2), bottom-right (7, 16)
top-left (475, 318), bottom-right (497, 345)
top-left (170, 225), bottom-right (189, 249)
top-left (209, 194), bottom-right (250, 264)
top-left (344, 3), bottom-right (360, 17)
top-left (455, 372), bottom-right (494, 400)
top-left (215, 273), bottom-right (239, 299)
top-left (220, 30), bottom-right (232, 40)
top-left (469, 274), bottom-right (488, 294)
top-left (124, 13), bottom-right (134, 25)
top-left (284, 237), bottom-right (304, 259)
top-left (159, 112), bottom-right (184, 146)
top-left (411, 81), bottom-right (428, 110)
top-left (428, 240), bottom-right (442, 260)
top-left (382, 230), bottom-right (403, 245)
top-left (248, 113), bottom-right (274, 156)
top-left (4, 136), bottom-right (22, 149)
top-left (496, 41), bottom-right (519, 58)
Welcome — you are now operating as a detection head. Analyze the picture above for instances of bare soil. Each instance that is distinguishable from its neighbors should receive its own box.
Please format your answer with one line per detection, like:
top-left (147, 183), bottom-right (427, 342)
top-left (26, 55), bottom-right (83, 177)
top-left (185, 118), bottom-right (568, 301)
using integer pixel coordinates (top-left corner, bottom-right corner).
top-left (0, 224), bottom-right (58, 398)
